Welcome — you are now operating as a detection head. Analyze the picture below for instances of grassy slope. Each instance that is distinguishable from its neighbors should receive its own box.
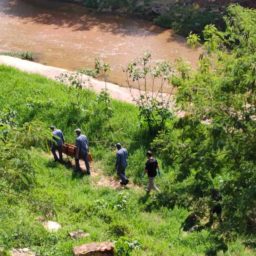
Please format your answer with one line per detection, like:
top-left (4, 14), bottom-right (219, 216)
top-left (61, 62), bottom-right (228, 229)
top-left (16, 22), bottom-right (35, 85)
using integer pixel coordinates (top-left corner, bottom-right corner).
top-left (0, 66), bottom-right (254, 255)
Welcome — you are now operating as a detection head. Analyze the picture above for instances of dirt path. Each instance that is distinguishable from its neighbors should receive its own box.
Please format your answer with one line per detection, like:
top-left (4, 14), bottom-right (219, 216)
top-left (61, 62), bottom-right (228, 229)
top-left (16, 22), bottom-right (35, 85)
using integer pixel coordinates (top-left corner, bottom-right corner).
top-left (65, 157), bottom-right (141, 191)
top-left (43, 150), bottom-right (141, 190)
top-left (77, 159), bottom-right (141, 191)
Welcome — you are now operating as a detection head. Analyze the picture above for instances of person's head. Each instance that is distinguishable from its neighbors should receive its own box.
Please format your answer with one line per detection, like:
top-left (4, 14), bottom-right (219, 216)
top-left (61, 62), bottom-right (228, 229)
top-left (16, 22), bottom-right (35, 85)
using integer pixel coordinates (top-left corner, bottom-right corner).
top-left (146, 150), bottom-right (153, 158)
top-left (116, 143), bottom-right (122, 150)
top-left (75, 128), bottom-right (81, 136)
top-left (50, 125), bottom-right (55, 131)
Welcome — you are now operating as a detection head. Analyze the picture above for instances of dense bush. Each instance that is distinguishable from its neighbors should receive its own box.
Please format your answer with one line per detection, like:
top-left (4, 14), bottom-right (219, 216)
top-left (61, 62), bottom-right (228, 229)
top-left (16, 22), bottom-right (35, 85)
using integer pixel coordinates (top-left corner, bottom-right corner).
top-left (154, 3), bottom-right (225, 36)
top-left (81, 0), bottom-right (139, 11)
top-left (153, 5), bottom-right (256, 234)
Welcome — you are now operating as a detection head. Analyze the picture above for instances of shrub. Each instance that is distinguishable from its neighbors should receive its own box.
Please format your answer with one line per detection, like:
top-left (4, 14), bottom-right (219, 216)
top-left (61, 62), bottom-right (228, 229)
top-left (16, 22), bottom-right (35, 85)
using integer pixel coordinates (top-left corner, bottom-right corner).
top-left (1, 51), bottom-right (35, 61)
top-left (115, 237), bottom-right (141, 256)
top-left (153, 5), bottom-right (256, 234)
top-left (125, 52), bottom-right (174, 134)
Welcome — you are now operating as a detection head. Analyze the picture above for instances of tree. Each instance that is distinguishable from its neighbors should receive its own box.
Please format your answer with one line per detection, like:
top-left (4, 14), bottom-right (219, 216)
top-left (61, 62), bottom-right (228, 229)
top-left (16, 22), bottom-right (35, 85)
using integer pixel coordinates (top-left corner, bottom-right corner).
top-left (154, 5), bottom-right (256, 234)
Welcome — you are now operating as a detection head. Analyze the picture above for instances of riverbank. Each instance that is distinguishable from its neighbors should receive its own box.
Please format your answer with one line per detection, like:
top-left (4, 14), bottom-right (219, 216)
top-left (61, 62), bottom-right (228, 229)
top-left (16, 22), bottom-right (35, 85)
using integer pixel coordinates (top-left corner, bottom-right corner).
top-left (0, 55), bottom-right (145, 104)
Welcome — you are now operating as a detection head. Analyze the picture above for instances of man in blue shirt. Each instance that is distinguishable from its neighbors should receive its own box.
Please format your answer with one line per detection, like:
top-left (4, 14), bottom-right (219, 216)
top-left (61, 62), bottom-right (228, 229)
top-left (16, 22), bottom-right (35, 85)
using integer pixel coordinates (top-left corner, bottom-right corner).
top-left (50, 125), bottom-right (64, 162)
top-left (75, 128), bottom-right (90, 175)
top-left (116, 143), bottom-right (129, 185)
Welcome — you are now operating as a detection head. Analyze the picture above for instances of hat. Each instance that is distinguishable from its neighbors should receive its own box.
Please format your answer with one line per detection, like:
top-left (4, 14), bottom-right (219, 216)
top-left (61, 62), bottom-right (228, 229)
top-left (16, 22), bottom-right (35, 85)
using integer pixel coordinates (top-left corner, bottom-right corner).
top-left (146, 150), bottom-right (153, 157)
top-left (50, 125), bottom-right (55, 129)
top-left (116, 143), bottom-right (122, 149)
top-left (75, 128), bottom-right (81, 133)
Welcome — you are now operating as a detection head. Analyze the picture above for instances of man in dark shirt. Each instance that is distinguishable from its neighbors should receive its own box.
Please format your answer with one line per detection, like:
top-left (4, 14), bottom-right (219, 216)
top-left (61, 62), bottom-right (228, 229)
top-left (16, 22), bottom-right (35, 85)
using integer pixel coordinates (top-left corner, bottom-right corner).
top-left (115, 143), bottom-right (129, 185)
top-left (75, 128), bottom-right (90, 175)
top-left (145, 150), bottom-right (160, 193)
top-left (50, 125), bottom-right (64, 162)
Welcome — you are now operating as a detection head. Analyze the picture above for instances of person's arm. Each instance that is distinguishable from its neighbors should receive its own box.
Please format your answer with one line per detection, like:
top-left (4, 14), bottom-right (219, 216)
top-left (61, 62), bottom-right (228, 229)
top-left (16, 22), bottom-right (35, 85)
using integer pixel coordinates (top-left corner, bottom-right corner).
top-left (145, 161), bottom-right (148, 174)
top-left (85, 137), bottom-right (89, 152)
top-left (116, 153), bottom-right (121, 169)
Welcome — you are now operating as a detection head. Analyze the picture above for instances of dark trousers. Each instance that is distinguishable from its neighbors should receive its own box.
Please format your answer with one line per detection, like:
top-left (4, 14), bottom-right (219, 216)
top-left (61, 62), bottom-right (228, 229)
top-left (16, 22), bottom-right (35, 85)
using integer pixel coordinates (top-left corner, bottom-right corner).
top-left (51, 145), bottom-right (63, 161)
top-left (117, 166), bottom-right (128, 183)
top-left (76, 152), bottom-right (90, 174)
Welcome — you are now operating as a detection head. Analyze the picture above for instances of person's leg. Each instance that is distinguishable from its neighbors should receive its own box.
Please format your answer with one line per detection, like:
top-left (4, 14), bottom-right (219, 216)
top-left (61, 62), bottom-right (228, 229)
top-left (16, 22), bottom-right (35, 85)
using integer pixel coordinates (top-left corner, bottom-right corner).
top-left (51, 146), bottom-right (59, 161)
top-left (122, 168), bottom-right (129, 184)
top-left (118, 167), bottom-right (128, 184)
top-left (75, 159), bottom-right (81, 171)
top-left (84, 153), bottom-right (91, 175)
top-left (152, 177), bottom-right (160, 192)
top-left (146, 177), bottom-right (154, 193)
top-left (58, 145), bottom-right (63, 162)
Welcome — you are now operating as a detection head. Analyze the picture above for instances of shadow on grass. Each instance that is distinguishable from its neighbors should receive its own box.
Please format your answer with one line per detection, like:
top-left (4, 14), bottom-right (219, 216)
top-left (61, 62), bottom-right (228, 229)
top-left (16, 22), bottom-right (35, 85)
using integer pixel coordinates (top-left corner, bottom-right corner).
top-left (45, 160), bottom-right (61, 169)
top-left (71, 170), bottom-right (87, 180)
top-left (128, 128), bottom-right (156, 155)
top-left (138, 193), bottom-right (150, 204)
top-left (45, 158), bottom-right (88, 179)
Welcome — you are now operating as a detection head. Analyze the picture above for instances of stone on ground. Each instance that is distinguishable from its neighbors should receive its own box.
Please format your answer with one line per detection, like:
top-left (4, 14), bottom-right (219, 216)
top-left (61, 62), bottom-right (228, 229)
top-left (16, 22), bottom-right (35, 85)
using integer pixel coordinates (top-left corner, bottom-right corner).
top-left (42, 220), bottom-right (61, 232)
top-left (73, 242), bottom-right (114, 256)
top-left (11, 248), bottom-right (35, 256)
top-left (69, 230), bottom-right (90, 239)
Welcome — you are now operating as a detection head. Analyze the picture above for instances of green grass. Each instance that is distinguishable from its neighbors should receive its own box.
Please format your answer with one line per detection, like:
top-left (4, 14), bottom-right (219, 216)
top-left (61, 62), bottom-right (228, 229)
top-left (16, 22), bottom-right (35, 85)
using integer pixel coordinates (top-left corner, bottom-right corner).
top-left (0, 66), bottom-right (255, 255)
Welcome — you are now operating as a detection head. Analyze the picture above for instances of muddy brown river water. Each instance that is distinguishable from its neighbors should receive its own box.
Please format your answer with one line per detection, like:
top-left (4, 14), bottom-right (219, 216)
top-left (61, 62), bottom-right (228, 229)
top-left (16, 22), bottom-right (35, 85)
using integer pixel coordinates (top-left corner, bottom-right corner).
top-left (0, 0), bottom-right (200, 87)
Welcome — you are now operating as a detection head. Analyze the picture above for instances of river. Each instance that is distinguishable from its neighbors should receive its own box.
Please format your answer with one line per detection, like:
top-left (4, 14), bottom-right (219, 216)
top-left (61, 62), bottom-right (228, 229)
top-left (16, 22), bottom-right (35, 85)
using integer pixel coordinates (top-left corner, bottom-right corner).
top-left (0, 0), bottom-right (200, 88)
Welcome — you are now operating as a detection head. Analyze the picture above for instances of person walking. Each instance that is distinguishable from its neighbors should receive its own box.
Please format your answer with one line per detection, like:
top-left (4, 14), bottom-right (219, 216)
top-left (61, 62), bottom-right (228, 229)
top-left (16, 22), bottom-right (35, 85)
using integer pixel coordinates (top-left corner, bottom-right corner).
top-left (50, 125), bottom-right (64, 162)
top-left (145, 150), bottom-right (160, 194)
top-left (115, 143), bottom-right (129, 185)
top-left (75, 128), bottom-right (90, 175)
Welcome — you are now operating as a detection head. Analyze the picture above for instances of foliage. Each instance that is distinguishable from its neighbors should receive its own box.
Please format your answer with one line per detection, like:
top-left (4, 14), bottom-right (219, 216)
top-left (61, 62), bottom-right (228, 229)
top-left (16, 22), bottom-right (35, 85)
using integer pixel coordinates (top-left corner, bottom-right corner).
top-left (56, 71), bottom-right (89, 89)
top-left (154, 5), bottom-right (256, 234)
top-left (80, 58), bottom-right (111, 81)
top-left (81, 0), bottom-right (140, 12)
top-left (1, 51), bottom-right (35, 61)
top-left (0, 111), bottom-right (50, 194)
top-left (187, 32), bottom-right (201, 48)
top-left (115, 237), bottom-right (141, 256)
top-left (154, 3), bottom-right (225, 36)
top-left (125, 52), bottom-right (173, 134)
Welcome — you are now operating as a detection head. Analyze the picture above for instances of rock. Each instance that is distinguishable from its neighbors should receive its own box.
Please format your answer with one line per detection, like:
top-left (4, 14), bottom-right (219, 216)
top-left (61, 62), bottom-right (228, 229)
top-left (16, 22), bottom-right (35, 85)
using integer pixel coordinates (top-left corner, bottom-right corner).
top-left (73, 242), bottom-right (114, 256)
top-left (42, 221), bottom-right (61, 232)
top-left (69, 230), bottom-right (90, 240)
top-left (11, 248), bottom-right (35, 256)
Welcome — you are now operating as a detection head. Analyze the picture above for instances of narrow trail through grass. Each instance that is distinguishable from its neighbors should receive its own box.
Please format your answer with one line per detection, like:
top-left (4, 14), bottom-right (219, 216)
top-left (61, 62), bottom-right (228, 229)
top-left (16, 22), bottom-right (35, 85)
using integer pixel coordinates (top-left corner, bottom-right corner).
top-left (44, 151), bottom-right (141, 191)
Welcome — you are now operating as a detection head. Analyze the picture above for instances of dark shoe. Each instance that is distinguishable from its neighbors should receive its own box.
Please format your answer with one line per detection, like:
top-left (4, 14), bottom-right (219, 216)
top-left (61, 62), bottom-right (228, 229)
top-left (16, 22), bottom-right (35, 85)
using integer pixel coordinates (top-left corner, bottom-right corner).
top-left (75, 167), bottom-right (82, 173)
top-left (120, 179), bottom-right (129, 186)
